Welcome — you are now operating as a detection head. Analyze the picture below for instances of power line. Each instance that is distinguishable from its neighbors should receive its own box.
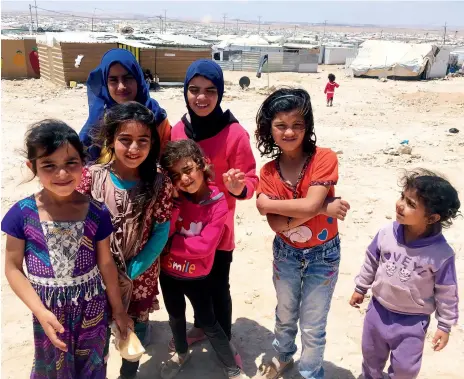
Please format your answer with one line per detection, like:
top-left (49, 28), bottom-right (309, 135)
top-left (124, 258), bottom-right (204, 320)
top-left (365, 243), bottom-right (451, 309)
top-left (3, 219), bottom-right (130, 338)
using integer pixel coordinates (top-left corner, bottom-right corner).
top-left (222, 13), bottom-right (227, 30)
top-left (32, 5), bottom-right (116, 21)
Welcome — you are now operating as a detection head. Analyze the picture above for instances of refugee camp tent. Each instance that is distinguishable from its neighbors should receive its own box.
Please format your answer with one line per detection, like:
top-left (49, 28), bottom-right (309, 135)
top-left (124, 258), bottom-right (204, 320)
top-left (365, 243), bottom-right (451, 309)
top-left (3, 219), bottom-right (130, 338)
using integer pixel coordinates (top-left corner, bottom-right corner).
top-left (349, 40), bottom-right (444, 79)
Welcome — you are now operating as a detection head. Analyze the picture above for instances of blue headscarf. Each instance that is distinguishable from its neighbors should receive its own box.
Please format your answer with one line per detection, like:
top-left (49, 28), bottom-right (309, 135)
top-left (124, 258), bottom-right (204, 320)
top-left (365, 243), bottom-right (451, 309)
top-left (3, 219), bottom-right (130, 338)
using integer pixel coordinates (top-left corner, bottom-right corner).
top-left (182, 59), bottom-right (237, 142)
top-left (79, 48), bottom-right (167, 161)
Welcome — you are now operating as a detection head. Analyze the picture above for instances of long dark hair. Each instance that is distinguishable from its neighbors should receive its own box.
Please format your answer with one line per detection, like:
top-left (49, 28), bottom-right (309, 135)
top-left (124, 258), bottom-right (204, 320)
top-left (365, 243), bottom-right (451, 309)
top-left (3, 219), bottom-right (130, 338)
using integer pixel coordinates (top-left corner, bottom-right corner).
top-left (255, 88), bottom-right (316, 159)
top-left (93, 101), bottom-right (161, 186)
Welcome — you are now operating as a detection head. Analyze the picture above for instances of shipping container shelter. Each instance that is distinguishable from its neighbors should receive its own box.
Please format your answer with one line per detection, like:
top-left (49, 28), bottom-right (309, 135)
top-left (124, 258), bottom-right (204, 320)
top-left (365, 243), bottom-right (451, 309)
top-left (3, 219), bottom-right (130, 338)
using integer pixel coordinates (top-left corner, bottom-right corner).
top-left (35, 32), bottom-right (212, 86)
top-left (1, 36), bottom-right (40, 79)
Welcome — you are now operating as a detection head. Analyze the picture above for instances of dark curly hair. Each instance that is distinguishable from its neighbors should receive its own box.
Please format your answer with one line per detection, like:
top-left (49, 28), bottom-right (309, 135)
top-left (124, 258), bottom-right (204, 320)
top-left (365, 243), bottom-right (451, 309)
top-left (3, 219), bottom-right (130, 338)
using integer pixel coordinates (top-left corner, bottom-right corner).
top-left (401, 169), bottom-right (461, 228)
top-left (255, 88), bottom-right (316, 159)
top-left (160, 139), bottom-right (213, 183)
top-left (328, 73), bottom-right (336, 82)
top-left (25, 119), bottom-right (86, 179)
top-left (92, 101), bottom-right (161, 185)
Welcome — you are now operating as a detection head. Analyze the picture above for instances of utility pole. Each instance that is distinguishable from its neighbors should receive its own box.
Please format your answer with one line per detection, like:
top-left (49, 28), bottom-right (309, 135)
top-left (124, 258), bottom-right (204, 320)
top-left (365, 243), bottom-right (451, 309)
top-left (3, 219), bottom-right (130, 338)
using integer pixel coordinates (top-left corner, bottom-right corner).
top-left (222, 13), bottom-right (227, 31)
top-left (235, 19), bottom-right (239, 34)
top-left (258, 16), bottom-right (262, 34)
top-left (294, 25), bottom-right (298, 37)
top-left (322, 20), bottom-right (327, 43)
top-left (34, 0), bottom-right (39, 31)
top-left (29, 4), bottom-right (34, 33)
top-left (158, 15), bottom-right (163, 34)
top-left (163, 9), bottom-right (167, 33)
top-left (92, 7), bottom-right (97, 32)
top-left (443, 21), bottom-right (447, 45)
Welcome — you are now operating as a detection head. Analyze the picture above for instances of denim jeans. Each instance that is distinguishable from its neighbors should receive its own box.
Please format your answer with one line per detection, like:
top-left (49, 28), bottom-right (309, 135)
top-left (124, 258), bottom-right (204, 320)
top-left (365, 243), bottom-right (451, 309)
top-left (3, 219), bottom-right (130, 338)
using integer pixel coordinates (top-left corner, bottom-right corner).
top-left (272, 235), bottom-right (341, 379)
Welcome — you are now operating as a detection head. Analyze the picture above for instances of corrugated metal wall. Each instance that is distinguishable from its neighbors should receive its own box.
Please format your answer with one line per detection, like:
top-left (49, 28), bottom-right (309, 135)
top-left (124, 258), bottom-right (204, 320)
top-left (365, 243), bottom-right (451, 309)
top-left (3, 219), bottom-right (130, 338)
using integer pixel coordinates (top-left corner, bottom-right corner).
top-left (140, 49), bottom-right (157, 76)
top-left (61, 43), bottom-right (118, 85)
top-left (38, 43), bottom-right (65, 86)
top-left (153, 48), bottom-right (211, 81)
top-left (118, 43), bottom-right (140, 62)
top-left (217, 51), bottom-right (319, 73)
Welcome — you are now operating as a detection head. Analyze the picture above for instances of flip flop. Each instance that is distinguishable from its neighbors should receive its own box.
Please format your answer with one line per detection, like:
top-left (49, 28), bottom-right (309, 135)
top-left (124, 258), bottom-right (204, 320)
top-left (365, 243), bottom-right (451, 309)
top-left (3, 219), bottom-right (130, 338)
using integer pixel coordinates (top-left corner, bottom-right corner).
top-left (168, 334), bottom-right (208, 351)
top-left (160, 351), bottom-right (191, 379)
top-left (256, 357), bottom-right (294, 379)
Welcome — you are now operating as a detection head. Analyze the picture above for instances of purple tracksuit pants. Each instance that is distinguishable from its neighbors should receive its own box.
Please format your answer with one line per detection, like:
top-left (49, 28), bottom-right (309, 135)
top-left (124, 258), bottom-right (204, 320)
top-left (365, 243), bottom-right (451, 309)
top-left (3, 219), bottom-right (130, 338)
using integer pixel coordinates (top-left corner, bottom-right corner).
top-left (362, 297), bottom-right (430, 379)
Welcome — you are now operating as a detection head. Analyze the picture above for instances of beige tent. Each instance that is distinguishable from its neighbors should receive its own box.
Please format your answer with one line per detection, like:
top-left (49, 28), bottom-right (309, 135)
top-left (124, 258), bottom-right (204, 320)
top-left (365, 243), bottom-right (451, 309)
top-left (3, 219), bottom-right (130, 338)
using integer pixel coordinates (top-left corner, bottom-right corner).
top-left (350, 40), bottom-right (442, 79)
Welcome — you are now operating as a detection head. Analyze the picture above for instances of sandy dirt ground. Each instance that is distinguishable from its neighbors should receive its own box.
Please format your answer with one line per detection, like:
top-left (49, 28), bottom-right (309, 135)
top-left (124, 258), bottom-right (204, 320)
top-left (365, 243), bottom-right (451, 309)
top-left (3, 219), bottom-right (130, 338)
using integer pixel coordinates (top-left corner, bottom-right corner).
top-left (1, 66), bottom-right (464, 379)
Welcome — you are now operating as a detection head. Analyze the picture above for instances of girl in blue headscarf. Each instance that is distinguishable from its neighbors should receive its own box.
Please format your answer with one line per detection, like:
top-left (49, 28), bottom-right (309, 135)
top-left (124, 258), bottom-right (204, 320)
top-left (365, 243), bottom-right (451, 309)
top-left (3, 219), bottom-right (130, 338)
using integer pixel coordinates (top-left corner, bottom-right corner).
top-left (79, 48), bottom-right (171, 161)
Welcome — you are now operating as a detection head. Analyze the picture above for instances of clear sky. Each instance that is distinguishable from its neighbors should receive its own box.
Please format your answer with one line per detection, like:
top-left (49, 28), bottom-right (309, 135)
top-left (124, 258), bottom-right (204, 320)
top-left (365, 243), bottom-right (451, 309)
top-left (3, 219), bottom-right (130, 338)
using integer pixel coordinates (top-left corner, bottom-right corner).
top-left (2, 1), bottom-right (463, 28)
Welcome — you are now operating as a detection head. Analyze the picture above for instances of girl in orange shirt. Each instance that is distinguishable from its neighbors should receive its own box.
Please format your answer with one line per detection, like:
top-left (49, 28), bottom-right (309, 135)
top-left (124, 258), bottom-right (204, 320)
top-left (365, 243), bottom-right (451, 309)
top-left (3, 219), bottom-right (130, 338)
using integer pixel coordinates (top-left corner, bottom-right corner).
top-left (255, 88), bottom-right (349, 379)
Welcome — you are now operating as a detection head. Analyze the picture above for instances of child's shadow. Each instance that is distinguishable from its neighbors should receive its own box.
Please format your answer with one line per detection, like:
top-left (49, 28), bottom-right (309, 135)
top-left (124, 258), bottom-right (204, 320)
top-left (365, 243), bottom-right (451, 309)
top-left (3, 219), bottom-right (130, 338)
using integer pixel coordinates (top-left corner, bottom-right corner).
top-left (135, 317), bottom-right (275, 378)
top-left (135, 318), bottom-right (356, 379)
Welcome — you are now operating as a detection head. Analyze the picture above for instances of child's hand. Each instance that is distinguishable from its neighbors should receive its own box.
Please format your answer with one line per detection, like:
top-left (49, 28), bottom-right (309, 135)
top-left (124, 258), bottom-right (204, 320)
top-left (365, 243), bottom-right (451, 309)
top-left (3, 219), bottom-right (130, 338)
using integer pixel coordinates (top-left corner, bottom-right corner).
top-left (223, 169), bottom-right (246, 196)
top-left (36, 309), bottom-right (68, 352)
top-left (172, 186), bottom-right (179, 199)
top-left (113, 311), bottom-right (134, 340)
top-left (322, 197), bottom-right (350, 221)
top-left (256, 193), bottom-right (270, 215)
top-left (349, 292), bottom-right (365, 308)
top-left (432, 329), bottom-right (449, 352)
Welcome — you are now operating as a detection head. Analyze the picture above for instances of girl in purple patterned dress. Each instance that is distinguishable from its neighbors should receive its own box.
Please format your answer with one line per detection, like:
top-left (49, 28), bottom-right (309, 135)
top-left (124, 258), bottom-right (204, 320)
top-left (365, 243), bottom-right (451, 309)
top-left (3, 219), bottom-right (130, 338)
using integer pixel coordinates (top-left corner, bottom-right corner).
top-left (2, 120), bottom-right (132, 379)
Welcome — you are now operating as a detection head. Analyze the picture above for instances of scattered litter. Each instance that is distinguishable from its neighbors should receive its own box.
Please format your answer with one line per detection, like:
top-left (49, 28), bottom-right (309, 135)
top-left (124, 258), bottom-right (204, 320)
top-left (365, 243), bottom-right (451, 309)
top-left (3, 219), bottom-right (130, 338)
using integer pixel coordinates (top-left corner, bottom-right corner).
top-left (397, 145), bottom-right (412, 155)
top-left (400, 140), bottom-right (409, 145)
top-left (449, 128), bottom-right (459, 134)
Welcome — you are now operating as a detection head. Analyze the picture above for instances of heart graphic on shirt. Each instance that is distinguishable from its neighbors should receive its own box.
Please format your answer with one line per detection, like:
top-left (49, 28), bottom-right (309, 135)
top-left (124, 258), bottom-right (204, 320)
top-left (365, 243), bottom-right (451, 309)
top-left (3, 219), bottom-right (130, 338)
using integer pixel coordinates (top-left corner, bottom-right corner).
top-left (384, 252), bottom-right (391, 260)
top-left (317, 229), bottom-right (328, 241)
top-left (327, 217), bottom-right (334, 224)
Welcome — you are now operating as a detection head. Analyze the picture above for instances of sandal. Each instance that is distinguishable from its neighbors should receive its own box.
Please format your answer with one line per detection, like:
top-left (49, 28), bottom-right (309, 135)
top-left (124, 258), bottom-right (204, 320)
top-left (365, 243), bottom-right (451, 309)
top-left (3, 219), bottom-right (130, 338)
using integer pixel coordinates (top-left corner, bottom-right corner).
top-left (228, 370), bottom-right (250, 379)
top-left (256, 357), bottom-right (294, 379)
top-left (234, 351), bottom-right (243, 370)
top-left (160, 351), bottom-right (191, 379)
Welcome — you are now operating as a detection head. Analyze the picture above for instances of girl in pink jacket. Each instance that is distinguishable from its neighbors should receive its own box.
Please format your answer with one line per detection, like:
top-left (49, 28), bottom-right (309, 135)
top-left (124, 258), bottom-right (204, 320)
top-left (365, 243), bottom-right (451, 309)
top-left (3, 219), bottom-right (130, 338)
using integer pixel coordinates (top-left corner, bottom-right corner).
top-left (159, 140), bottom-right (249, 379)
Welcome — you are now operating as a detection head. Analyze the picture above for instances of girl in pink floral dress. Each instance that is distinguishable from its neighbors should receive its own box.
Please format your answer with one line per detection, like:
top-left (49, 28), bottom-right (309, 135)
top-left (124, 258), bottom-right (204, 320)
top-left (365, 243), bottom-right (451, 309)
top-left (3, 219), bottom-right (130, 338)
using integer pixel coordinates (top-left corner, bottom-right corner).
top-left (78, 101), bottom-right (172, 379)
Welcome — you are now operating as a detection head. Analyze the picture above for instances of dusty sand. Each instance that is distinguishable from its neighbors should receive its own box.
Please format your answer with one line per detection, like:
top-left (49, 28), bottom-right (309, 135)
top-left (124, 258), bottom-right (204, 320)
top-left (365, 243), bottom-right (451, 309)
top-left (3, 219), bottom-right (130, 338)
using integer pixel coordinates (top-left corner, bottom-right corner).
top-left (1, 67), bottom-right (464, 378)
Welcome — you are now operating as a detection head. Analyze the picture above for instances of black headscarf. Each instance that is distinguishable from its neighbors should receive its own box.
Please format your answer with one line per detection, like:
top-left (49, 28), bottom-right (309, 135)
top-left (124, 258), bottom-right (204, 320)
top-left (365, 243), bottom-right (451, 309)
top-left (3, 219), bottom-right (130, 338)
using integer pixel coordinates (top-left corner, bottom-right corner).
top-left (182, 59), bottom-right (238, 142)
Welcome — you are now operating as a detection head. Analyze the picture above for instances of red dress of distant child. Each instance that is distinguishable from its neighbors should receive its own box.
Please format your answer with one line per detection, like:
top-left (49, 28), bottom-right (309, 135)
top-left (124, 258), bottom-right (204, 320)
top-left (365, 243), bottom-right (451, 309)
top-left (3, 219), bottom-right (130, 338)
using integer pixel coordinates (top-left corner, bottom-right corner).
top-left (324, 73), bottom-right (339, 107)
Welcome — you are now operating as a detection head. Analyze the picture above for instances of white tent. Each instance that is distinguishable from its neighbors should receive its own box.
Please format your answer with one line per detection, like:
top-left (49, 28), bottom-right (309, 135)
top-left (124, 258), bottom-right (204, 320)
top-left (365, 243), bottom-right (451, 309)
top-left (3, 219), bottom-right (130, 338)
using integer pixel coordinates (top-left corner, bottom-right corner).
top-left (350, 40), bottom-right (442, 78)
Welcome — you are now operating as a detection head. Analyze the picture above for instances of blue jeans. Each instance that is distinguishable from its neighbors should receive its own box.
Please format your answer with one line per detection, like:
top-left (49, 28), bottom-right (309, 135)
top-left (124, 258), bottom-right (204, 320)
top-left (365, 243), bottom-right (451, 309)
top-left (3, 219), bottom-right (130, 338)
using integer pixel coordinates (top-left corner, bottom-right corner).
top-left (272, 235), bottom-right (341, 379)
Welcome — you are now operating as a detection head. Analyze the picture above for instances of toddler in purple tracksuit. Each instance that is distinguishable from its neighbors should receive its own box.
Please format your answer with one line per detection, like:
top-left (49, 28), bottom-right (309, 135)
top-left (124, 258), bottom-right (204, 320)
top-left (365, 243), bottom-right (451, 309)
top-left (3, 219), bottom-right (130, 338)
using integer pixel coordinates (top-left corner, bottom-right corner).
top-left (350, 169), bottom-right (460, 379)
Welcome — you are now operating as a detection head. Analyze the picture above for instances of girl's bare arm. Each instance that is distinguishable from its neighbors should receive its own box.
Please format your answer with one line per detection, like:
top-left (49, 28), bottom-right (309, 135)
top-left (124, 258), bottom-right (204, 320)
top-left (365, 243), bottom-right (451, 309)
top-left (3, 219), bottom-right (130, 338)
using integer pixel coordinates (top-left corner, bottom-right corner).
top-left (5, 236), bottom-right (49, 316)
top-left (5, 235), bottom-right (67, 351)
top-left (257, 186), bottom-right (330, 219)
top-left (96, 237), bottom-right (133, 338)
